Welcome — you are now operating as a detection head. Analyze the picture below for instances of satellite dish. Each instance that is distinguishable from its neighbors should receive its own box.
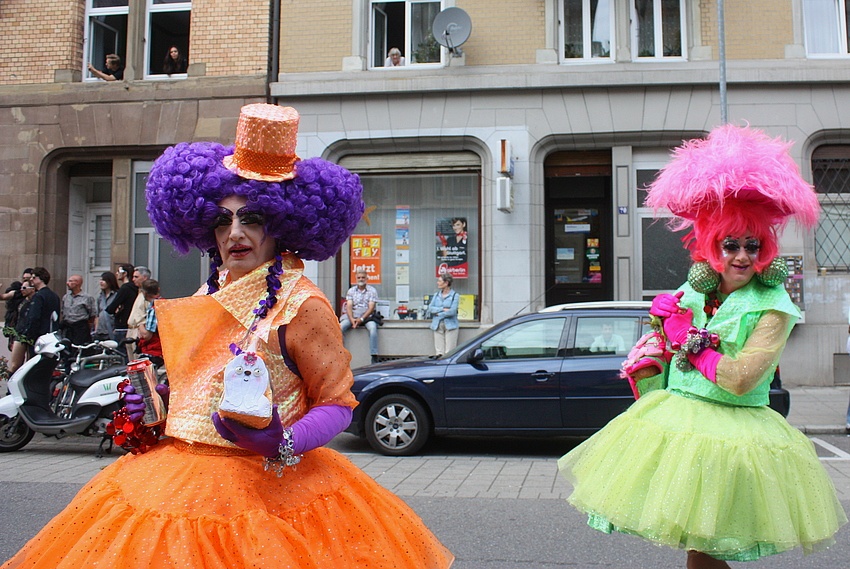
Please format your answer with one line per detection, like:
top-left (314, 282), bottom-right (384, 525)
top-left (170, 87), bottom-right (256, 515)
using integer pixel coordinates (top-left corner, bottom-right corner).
top-left (432, 7), bottom-right (472, 57)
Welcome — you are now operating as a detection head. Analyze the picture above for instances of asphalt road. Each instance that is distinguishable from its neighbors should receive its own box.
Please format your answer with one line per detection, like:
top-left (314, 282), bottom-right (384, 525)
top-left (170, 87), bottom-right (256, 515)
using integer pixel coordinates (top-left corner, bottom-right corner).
top-left (2, 434), bottom-right (849, 568)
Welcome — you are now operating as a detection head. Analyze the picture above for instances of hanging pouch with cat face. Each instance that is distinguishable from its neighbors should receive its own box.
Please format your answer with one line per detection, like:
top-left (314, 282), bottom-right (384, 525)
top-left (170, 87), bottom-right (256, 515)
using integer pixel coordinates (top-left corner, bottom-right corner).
top-left (218, 351), bottom-right (273, 429)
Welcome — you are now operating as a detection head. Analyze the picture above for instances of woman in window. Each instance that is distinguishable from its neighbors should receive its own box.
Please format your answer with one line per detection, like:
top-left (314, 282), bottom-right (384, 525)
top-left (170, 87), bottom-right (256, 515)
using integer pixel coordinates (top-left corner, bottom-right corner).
top-left (162, 46), bottom-right (188, 75)
top-left (559, 125), bottom-right (846, 567)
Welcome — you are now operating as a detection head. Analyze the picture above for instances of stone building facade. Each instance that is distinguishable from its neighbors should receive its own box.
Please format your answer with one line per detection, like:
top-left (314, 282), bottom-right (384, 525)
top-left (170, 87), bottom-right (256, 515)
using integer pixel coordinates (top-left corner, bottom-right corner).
top-left (2, 1), bottom-right (850, 382)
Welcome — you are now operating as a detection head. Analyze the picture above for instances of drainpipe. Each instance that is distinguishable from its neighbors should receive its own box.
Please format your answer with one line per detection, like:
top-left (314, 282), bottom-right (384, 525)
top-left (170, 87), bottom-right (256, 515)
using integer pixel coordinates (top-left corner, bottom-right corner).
top-left (268, 0), bottom-right (281, 103)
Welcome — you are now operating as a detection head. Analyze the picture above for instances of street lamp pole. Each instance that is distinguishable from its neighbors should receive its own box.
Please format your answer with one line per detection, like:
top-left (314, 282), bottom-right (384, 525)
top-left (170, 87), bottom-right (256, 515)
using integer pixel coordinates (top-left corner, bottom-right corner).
top-left (717, 0), bottom-right (728, 124)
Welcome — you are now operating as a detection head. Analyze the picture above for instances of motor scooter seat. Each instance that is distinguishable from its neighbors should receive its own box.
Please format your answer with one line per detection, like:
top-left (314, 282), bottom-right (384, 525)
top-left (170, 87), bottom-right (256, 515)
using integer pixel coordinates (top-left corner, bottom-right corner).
top-left (70, 365), bottom-right (125, 389)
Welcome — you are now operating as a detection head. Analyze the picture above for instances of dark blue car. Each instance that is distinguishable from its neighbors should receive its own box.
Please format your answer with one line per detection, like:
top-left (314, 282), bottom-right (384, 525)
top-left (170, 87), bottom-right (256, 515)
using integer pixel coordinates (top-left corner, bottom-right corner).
top-left (347, 302), bottom-right (791, 455)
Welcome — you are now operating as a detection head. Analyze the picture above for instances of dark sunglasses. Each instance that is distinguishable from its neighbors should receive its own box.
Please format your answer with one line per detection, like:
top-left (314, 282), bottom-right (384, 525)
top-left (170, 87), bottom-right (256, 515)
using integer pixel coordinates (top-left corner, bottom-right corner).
top-left (213, 206), bottom-right (265, 229)
top-left (722, 237), bottom-right (760, 255)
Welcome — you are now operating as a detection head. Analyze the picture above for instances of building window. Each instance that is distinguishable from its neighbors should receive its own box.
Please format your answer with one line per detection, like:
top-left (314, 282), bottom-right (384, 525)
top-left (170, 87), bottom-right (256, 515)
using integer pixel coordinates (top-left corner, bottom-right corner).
top-left (635, 159), bottom-right (690, 297)
top-left (561, 0), bottom-right (614, 61)
top-left (371, 1), bottom-right (442, 68)
top-left (338, 155), bottom-right (480, 321)
top-left (85, 0), bottom-right (129, 81)
top-left (812, 146), bottom-right (850, 272)
top-left (132, 162), bottom-right (205, 298)
top-left (632, 0), bottom-right (685, 59)
top-left (803, 0), bottom-right (850, 56)
top-left (146, 0), bottom-right (191, 77)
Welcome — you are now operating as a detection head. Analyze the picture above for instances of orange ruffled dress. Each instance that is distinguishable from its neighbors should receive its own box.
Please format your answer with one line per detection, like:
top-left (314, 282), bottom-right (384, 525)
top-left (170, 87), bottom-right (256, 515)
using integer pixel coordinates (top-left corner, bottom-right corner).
top-left (2, 257), bottom-right (453, 569)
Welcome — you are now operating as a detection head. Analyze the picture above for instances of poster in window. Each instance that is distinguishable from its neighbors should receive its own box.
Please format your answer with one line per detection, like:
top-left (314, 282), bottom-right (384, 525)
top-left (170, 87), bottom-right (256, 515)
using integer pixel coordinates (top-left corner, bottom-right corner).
top-left (350, 234), bottom-right (382, 285)
top-left (436, 217), bottom-right (468, 278)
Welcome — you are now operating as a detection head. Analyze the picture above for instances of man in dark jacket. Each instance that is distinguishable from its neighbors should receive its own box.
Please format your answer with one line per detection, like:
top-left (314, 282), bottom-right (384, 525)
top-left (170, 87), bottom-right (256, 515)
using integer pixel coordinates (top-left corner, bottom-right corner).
top-left (105, 263), bottom-right (138, 344)
top-left (19, 267), bottom-right (60, 355)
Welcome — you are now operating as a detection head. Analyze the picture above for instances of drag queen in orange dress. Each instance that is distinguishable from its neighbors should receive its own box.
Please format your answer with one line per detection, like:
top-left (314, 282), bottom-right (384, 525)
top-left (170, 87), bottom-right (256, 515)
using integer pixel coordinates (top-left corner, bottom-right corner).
top-left (1, 104), bottom-right (453, 569)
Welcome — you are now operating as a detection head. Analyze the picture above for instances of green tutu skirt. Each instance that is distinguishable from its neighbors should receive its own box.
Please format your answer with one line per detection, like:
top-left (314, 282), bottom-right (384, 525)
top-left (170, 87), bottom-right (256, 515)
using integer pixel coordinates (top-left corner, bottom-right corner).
top-left (558, 389), bottom-right (847, 562)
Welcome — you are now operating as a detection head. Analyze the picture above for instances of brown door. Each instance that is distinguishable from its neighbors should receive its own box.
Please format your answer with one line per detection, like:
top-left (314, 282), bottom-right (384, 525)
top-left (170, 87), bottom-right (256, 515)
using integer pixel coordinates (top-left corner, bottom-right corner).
top-left (545, 175), bottom-right (613, 306)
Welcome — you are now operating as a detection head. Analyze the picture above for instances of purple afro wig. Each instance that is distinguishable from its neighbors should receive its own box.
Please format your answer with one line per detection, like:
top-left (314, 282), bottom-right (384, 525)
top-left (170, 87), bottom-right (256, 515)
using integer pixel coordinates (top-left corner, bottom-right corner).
top-left (145, 141), bottom-right (365, 261)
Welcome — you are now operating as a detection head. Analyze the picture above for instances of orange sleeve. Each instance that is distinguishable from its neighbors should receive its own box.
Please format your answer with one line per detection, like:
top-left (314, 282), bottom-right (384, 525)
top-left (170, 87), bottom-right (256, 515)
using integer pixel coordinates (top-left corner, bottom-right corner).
top-left (284, 296), bottom-right (357, 409)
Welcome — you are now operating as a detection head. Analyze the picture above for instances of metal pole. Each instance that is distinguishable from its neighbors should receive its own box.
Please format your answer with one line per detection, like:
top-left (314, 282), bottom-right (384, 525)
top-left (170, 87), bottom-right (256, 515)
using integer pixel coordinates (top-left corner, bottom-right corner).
top-left (717, 0), bottom-right (728, 124)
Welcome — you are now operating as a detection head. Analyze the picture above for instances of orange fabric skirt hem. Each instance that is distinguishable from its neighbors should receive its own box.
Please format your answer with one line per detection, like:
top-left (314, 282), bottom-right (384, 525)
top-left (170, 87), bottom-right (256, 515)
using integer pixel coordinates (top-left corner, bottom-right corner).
top-left (2, 441), bottom-right (453, 569)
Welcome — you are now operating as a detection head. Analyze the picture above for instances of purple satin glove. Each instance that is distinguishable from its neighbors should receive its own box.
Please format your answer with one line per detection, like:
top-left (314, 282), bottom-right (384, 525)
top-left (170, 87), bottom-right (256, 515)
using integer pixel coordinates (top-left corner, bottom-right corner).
top-left (155, 383), bottom-right (170, 408)
top-left (662, 308), bottom-right (694, 348)
top-left (688, 348), bottom-right (722, 383)
top-left (212, 405), bottom-right (284, 458)
top-left (289, 404), bottom-right (352, 454)
top-left (122, 385), bottom-right (145, 423)
top-left (122, 383), bottom-right (170, 423)
top-left (650, 291), bottom-right (684, 318)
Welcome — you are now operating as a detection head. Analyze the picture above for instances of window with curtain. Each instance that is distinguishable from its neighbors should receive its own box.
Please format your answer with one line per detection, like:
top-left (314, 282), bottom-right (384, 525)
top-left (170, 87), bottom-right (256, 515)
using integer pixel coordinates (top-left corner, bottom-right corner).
top-left (813, 146), bottom-right (850, 272)
top-left (338, 163), bottom-right (480, 321)
top-left (561, 0), bottom-right (614, 61)
top-left (803, 0), bottom-right (850, 56)
top-left (371, 0), bottom-right (442, 68)
top-left (632, 0), bottom-right (685, 59)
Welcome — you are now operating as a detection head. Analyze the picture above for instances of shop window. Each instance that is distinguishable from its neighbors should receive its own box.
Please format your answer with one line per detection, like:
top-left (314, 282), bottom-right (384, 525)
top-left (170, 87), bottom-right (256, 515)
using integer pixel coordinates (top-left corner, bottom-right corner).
top-left (632, 0), bottom-right (685, 59)
top-left (339, 164), bottom-right (480, 321)
top-left (803, 0), bottom-right (850, 56)
top-left (371, 1), bottom-right (442, 68)
top-left (85, 0), bottom-right (129, 81)
top-left (561, 0), bottom-right (614, 61)
top-left (812, 146), bottom-right (850, 272)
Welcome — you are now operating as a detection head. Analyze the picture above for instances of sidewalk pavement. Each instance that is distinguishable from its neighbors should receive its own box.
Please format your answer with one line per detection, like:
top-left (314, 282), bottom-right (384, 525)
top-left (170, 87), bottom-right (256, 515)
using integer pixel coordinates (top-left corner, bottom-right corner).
top-left (786, 385), bottom-right (849, 434)
top-left (2, 386), bottom-right (849, 505)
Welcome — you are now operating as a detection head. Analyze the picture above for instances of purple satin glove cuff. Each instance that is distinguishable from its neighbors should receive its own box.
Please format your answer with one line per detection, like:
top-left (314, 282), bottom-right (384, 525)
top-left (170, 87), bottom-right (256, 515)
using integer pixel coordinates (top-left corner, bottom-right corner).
top-left (289, 404), bottom-right (353, 455)
top-left (688, 348), bottom-right (723, 383)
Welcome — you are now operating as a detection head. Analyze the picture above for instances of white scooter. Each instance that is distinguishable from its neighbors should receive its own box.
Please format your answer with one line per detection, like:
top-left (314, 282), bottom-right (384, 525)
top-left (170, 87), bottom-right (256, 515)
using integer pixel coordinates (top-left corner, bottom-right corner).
top-left (0, 332), bottom-right (126, 455)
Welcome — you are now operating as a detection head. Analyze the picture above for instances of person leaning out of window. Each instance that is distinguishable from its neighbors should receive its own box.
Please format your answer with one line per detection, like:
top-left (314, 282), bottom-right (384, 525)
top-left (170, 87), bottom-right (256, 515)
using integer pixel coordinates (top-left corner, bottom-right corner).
top-left (428, 273), bottom-right (459, 356)
top-left (87, 54), bottom-right (123, 81)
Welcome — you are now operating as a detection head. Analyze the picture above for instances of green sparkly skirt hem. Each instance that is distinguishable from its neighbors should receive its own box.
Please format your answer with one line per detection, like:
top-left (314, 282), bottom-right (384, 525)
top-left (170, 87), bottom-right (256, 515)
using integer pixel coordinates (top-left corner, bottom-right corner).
top-left (558, 389), bottom-right (847, 562)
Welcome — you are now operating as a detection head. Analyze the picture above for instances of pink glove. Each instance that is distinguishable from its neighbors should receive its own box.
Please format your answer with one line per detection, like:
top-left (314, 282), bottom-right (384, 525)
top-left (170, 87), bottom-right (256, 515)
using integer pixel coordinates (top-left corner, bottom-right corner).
top-left (688, 348), bottom-right (722, 383)
top-left (622, 357), bottom-right (663, 399)
top-left (650, 291), bottom-right (684, 318)
top-left (289, 404), bottom-right (352, 454)
top-left (212, 405), bottom-right (283, 457)
top-left (662, 308), bottom-right (694, 349)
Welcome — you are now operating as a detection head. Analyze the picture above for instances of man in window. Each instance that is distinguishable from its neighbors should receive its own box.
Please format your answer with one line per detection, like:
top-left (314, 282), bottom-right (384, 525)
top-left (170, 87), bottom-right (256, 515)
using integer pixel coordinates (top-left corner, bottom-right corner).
top-left (88, 54), bottom-right (124, 81)
top-left (340, 269), bottom-right (379, 364)
top-left (590, 323), bottom-right (625, 354)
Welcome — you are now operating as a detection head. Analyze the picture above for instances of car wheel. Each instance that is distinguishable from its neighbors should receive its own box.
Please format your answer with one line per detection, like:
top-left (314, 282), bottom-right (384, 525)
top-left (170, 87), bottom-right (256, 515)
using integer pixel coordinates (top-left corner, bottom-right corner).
top-left (0, 414), bottom-right (34, 452)
top-left (365, 394), bottom-right (430, 456)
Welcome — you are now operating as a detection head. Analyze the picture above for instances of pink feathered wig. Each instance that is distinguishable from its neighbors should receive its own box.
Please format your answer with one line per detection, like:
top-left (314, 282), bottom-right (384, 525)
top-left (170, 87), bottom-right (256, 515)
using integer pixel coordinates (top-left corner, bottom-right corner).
top-left (645, 125), bottom-right (820, 273)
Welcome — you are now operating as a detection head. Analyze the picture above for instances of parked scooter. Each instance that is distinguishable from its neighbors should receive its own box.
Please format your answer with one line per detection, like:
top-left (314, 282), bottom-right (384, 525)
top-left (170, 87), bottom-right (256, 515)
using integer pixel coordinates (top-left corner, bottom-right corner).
top-left (0, 332), bottom-right (126, 455)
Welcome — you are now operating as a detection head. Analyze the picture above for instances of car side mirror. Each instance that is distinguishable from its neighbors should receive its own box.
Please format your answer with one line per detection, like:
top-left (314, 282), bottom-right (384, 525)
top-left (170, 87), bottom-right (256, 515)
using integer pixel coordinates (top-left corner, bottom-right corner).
top-left (467, 348), bottom-right (484, 364)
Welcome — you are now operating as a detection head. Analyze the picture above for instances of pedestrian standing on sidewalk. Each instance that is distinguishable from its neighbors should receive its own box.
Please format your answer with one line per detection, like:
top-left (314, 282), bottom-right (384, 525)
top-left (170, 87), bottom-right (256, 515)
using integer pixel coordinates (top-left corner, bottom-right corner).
top-left (559, 125), bottom-right (846, 568)
top-left (60, 274), bottom-right (96, 347)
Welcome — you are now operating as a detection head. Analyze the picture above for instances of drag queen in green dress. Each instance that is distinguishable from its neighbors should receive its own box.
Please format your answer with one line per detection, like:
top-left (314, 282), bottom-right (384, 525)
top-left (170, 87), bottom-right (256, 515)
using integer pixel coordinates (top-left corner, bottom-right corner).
top-left (558, 125), bottom-right (846, 568)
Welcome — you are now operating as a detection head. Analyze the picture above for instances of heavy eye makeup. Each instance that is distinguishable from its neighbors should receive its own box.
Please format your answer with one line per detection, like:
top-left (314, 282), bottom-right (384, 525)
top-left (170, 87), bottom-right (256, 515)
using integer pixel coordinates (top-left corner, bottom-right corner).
top-left (212, 207), bottom-right (265, 228)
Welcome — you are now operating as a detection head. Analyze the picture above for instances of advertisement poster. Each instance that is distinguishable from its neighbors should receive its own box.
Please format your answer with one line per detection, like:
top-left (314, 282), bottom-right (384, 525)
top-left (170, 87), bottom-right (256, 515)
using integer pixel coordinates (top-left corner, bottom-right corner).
top-left (350, 234), bottom-right (382, 284)
top-left (435, 217), bottom-right (468, 278)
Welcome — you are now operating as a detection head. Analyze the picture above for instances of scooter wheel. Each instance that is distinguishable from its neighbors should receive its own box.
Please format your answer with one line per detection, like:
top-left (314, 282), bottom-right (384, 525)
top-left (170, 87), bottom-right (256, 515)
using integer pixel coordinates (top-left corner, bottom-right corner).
top-left (0, 414), bottom-right (35, 452)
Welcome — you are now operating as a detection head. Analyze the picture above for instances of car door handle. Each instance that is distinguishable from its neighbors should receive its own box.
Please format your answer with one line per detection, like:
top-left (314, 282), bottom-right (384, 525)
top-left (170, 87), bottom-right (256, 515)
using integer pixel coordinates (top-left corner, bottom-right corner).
top-left (531, 371), bottom-right (555, 382)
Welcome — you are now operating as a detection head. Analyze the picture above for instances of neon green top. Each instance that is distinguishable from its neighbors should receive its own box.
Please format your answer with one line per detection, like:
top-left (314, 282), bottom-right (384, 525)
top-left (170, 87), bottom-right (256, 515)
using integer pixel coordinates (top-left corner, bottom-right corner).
top-left (667, 278), bottom-right (799, 407)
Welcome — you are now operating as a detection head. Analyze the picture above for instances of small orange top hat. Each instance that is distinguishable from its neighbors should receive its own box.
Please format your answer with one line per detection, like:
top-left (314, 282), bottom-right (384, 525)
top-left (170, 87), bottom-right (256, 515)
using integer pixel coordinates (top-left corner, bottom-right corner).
top-left (223, 103), bottom-right (301, 182)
